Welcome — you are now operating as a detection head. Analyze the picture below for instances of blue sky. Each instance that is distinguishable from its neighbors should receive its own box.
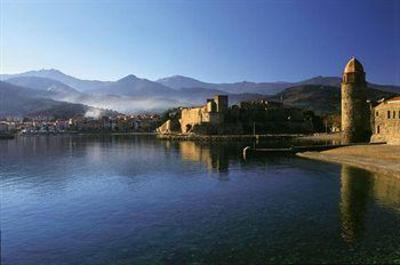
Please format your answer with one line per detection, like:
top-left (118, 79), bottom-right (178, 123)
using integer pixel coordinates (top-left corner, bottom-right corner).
top-left (1, 0), bottom-right (399, 85)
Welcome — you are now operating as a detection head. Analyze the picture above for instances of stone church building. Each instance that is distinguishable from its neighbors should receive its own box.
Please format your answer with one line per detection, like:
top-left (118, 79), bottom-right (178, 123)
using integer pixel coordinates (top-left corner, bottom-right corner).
top-left (371, 96), bottom-right (400, 145)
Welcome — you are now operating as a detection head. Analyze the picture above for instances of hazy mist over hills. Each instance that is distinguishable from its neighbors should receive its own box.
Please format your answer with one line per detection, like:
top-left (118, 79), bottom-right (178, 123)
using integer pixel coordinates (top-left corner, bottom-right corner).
top-left (1, 69), bottom-right (399, 116)
top-left (0, 81), bottom-right (117, 118)
top-left (95, 74), bottom-right (175, 97)
top-left (6, 76), bottom-right (82, 98)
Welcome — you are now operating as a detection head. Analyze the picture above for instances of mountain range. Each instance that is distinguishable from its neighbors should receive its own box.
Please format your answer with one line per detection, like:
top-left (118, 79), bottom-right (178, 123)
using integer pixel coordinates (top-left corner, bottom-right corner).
top-left (158, 75), bottom-right (400, 94)
top-left (0, 69), bottom-right (112, 91)
top-left (1, 69), bottom-right (399, 116)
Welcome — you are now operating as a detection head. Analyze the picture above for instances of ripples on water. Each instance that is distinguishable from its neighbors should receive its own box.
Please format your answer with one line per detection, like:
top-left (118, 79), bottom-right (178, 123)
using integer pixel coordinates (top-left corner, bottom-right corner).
top-left (1, 135), bottom-right (400, 265)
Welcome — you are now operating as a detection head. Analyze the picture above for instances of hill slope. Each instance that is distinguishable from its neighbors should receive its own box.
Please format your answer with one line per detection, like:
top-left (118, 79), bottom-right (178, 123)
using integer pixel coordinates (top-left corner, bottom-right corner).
top-left (5, 76), bottom-right (83, 99)
top-left (271, 85), bottom-right (397, 114)
top-left (0, 82), bottom-right (113, 118)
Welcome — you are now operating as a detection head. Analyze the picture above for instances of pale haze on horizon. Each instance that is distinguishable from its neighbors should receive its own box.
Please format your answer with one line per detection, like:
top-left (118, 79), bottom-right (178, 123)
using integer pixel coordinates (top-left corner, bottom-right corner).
top-left (0, 0), bottom-right (399, 85)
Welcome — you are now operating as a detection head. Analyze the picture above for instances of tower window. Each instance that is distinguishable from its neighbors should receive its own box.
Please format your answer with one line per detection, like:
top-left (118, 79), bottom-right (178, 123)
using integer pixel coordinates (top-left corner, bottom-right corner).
top-left (376, 111), bottom-right (379, 117)
top-left (387, 111), bottom-right (391, 119)
top-left (377, 125), bottom-right (380, 134)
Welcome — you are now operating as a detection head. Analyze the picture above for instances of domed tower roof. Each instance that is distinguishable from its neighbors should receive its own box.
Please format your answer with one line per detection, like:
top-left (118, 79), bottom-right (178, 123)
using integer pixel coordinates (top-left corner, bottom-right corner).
top-left (344, 57), bottom-right (364, 73)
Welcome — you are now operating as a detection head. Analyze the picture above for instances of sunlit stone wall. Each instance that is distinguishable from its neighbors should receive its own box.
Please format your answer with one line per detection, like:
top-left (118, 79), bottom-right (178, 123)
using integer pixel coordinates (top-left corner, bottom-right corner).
top-left (371, 98), bottom-right (400, 145)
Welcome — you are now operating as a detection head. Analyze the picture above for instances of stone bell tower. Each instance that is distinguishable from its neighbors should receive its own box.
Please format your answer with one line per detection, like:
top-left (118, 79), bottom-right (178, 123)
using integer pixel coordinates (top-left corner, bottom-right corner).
top-left (341, 57), bottom-right (371, 144)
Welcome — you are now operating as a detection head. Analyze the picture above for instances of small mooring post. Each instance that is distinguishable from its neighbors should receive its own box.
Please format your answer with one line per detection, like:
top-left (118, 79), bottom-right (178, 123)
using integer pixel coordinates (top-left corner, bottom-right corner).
top-left (243, 146), bottom-right (251, 160)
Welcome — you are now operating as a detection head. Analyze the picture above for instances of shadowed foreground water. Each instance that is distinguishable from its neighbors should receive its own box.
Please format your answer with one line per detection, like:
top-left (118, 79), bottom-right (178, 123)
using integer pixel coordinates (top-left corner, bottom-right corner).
top-left (1, 136), bottom-right (400, 265)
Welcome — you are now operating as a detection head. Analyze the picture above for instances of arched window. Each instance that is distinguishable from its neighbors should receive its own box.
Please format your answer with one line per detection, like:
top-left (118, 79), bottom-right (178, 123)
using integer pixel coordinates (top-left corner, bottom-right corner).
top-left (387, 111), bottom-right (391, 119)
top-left (377, 125), bottom-right (380, 134)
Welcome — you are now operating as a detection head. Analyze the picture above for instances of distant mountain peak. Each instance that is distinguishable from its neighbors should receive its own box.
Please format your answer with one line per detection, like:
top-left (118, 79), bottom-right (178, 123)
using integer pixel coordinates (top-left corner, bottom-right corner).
top-left (118, 74), bottom-right (138, 82)
top-left (29, 68), bottom-right (66, 76)
top-left (157, 75), bottom-right (211, 90)
top-left (157, 75), bottom-right (199, 82)
top-left (169, 75), bottom-right (187, 79)
top-left (43, 68), bottom-right (62, 73)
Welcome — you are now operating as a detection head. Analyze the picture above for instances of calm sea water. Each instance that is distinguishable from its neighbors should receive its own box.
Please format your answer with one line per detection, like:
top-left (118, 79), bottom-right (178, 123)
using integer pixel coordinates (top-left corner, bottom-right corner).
top-left (1, 136), bottom-right (400, 265)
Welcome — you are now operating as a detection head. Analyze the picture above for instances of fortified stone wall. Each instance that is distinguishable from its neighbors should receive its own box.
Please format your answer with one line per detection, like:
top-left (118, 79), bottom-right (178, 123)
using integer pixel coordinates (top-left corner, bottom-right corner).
top-left (157, 95), bottom-right (316, 135)
top-left (214, 95), bottom-right (228, 112)
top-left (230, 101), bottom-right (315, 134)
top-left (202, 112), bottom-right (224, 124)
top-left (179, 95), bottom-right (227, 134)
top-left (156, 119), bottom-right (180, 134)
top-left (180, 107), bottom-right (204, 133)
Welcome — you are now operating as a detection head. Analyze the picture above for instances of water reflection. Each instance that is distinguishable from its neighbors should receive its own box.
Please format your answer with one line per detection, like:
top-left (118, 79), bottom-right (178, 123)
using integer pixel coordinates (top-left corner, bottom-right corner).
top-left (179, 141), bottom-right (229, 172)
top-left (161, 137), bottom-right (343, 174)
top-left (339, 166), bottom-right (372, 244)
top-left (370, 173), bottom-right (400, 211)
top-left (340, 165), bottom-right (400, 244)
top-left (2, 136), bottom-right (400, 264)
